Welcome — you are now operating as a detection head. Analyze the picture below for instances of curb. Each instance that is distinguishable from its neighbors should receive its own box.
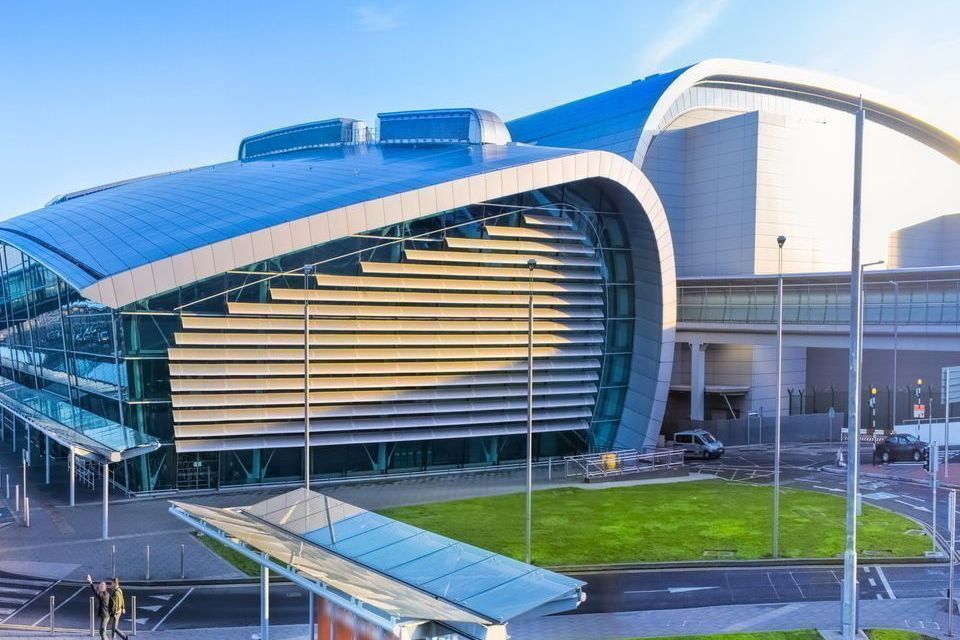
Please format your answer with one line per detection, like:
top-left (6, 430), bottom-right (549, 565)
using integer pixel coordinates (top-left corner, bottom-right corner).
top-left (20, 552), bottom-right (946, 588)
top-left (551, 554), bottom-right (945, 574)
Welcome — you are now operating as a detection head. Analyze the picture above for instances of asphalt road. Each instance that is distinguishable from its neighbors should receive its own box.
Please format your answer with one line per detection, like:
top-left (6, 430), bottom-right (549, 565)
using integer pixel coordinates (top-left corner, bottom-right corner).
top-left (1, 443), bottom-right (958, 632)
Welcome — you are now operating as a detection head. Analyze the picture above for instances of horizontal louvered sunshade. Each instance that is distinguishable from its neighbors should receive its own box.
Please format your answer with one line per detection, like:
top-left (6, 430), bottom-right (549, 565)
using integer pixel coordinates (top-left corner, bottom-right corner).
top-left (169, 211), bottom-right (604, 452)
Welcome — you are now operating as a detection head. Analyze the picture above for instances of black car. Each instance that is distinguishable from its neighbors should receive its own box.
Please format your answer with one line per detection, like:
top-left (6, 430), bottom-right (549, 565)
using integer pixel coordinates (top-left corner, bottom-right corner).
top-left (875, 434), bottom-right (928, 463)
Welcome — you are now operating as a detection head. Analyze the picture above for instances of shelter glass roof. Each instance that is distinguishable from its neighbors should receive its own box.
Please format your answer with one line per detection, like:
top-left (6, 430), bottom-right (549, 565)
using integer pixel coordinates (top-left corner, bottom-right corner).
top-left (0, 378), bottom-right (159, 461)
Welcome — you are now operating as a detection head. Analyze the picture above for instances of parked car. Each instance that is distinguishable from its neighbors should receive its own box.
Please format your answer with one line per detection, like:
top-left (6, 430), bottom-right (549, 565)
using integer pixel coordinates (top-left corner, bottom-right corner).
top-left (673, 429), bottom-right (724, 459)
top-left (875, 433), bottom-right (928, 463)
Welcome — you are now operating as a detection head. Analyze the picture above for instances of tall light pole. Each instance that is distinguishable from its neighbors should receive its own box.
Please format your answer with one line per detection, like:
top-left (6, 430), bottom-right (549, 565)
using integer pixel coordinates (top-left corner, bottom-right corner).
top-left (303, 264), bottom-right (313, 492)
top-left (890, 281), bottom-right (899, 428)
top-left (525, 257), bottom-right (537, 564)
top-left (773, 234), bottom-right (786, 559)
top-left (842, 96), bottom-right (865, 640)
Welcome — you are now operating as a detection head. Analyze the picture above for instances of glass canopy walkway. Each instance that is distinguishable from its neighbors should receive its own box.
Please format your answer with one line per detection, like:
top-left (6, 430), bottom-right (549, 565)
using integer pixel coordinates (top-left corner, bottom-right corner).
top-left (0, 377), bottom-right (159, 538)
top-left (678, 269), bottom-right (960, 326)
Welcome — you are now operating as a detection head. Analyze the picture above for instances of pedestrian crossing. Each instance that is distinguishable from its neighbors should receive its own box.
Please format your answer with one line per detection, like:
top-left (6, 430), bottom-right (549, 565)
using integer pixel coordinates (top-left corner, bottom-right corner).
top-left (0, 576), bottom-right (55, 620)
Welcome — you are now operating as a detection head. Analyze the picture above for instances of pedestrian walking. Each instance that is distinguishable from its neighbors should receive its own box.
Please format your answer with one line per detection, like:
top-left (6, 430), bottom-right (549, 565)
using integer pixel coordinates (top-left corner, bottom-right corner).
top-left (86, 575), bottom-right (110, 640)
top-left (109, 577), bottom-right (128, 640)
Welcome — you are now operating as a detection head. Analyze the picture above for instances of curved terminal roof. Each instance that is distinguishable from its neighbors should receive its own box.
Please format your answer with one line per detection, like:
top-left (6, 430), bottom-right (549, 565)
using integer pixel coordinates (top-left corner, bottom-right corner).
top-left (0, 142), bottom-right (576, 295)
top-left (508, 58), bottom-right (960, 165)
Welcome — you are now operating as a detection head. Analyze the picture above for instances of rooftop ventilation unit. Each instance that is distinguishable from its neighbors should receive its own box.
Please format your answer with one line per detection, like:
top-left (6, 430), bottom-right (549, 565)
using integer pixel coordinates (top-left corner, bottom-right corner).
top-left (238, 118), bottom-right (367, 160)
top-left (378, 108), bottom-right (511, 145)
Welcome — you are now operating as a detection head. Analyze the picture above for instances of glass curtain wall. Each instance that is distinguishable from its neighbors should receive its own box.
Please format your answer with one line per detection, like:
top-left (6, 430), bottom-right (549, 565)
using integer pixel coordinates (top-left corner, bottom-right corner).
top-left (0, 179), bottom-right (637, 492)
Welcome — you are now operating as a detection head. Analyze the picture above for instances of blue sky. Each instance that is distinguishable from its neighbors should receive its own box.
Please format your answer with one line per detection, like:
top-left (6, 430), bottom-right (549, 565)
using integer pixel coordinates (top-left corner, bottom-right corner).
top-left (1, 0), bottom-right (958, 217)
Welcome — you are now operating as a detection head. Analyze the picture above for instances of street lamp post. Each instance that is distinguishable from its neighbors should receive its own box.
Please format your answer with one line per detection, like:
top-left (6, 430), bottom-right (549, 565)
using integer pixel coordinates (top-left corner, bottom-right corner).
top-left (890, 281), bottom-right (899, 428)
top-left (842, 96), bottom-right (865, 640)
top-left (773, 235), bottom-right (786, 558)
top-left (525, 258), bottom-right (537, 565)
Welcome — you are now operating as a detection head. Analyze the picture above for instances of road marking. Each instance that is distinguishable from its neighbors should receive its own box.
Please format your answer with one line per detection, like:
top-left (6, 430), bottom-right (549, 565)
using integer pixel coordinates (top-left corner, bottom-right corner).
top-left (151, 594), bottom-right (174, 601)
top-left (151, 587), bottom-right (193, 631)
top-left (869, 578), bottom-right (877, 587)
top-left (899, 495), bottom-right (927, 504)
top-left (626, 586), bottom-right (720, 595)
top-left (814, 485), bottom-right (846, 493)
top-left (31, 585), bottom-right (84, 626)
top-left (0, 586), bottom-right (41, 596)
top-left (0, 580), bottom-right (59, 624)
top-left (875, 566), bottom-right (896, 599)
top-left (141, 604), bottom-right (163, 612)
top-left (896, 499), bottom-right (932, 512)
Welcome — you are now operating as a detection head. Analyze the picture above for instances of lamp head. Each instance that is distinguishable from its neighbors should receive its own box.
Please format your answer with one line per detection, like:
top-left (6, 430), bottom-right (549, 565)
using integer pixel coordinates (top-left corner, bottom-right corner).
top-left (870, 387), bottom-right (877, 395)
top-left (776, 235), bottom-right (786, 248)
top-left (918, 378), bottom-right (924, 386)
top-left (527, 258), bottom-right (537, 270)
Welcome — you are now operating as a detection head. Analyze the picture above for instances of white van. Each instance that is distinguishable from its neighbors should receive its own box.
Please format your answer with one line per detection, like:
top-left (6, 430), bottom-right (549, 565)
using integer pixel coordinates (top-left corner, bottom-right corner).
top-left (673, 429), bottom-right (724, 459)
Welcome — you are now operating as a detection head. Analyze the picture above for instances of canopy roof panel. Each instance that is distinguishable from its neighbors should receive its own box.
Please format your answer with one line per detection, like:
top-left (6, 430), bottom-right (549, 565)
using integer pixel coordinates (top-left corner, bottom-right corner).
top-left (171, 488), bottom-right (585, 627)
top-left (0, 378), bottom-right (159, 462)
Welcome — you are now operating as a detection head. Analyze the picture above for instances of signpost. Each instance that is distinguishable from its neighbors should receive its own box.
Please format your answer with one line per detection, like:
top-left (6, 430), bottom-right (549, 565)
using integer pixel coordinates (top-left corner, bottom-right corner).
top-left (942, 366), bottom-right (960, 478)
top-left (949, 489), bottom-right (957, 637)
top-left (932, 441), bottom-right (940, 554)
top-left (914, 404), bottom-right (926, 419)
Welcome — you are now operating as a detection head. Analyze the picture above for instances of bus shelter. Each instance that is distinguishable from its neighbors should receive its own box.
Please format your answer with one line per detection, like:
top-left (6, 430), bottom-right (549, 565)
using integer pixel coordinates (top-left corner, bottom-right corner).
top-left (170, 488), bottom-right (586, 640)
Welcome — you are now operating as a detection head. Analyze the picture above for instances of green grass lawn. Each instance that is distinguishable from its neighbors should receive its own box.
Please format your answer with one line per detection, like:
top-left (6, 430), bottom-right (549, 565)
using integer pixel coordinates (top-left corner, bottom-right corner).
top-left (380, 480), bottom-right (929, 565)
top-left (194, 532), bottom-right (261, 576)
top-left (619, 632), bottom-right (932, 640)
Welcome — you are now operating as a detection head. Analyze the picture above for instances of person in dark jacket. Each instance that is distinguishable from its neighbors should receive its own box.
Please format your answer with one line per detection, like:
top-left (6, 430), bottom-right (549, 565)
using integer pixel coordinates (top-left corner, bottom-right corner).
top-left (86, 575), bottom-right (110, 640)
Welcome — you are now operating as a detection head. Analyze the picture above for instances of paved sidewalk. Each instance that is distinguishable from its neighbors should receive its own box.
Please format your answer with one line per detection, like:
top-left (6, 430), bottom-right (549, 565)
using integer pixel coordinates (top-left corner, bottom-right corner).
top-left (0, 624), bottom-right (311, 639)
top-left (1, 598), bottom-right (952, 639)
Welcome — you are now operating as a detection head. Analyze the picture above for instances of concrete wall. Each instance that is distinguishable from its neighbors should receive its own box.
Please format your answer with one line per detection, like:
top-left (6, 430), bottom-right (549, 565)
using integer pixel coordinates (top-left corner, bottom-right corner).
top-left (644, 86), bottom-right (960, 277)
top-left (888, 213), bottom-right (960, 268)
top-left (644, 111), bottom-right (759, 277)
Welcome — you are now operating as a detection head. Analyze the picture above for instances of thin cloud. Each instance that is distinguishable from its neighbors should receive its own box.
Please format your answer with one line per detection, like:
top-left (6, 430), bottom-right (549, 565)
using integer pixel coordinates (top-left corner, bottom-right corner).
top-left (638, 0), bottom-right (729, 70)
top-left (355, 5), bottom-right (403, 32)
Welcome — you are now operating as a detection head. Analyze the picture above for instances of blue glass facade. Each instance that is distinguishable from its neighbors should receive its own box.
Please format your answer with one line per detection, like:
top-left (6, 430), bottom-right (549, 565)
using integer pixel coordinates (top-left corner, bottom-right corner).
top-left (0, 180), bottom-right (638, 492)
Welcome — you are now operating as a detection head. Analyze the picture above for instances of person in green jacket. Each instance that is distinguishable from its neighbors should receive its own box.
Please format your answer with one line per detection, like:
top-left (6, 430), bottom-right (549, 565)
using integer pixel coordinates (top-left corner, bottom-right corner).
top-left (108, 577), bottom-right (128, 640)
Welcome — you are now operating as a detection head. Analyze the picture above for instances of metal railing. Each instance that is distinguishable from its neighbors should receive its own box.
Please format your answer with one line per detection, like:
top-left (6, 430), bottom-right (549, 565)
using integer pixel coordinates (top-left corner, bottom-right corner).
top-left (563, 448), bottom-right (684, 479)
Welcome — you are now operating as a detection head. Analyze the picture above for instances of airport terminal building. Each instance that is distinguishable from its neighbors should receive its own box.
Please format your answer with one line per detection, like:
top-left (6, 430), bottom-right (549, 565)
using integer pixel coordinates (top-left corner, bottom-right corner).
top-left (1, 59), bottom-right (958, 493)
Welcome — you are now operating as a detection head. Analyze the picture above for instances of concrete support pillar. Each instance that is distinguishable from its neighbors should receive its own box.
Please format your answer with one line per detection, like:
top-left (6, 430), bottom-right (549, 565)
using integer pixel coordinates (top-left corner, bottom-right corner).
top-left (260, 558), bottom-right (270, 640)
top-left (690, 341), bottom-right (709, 421)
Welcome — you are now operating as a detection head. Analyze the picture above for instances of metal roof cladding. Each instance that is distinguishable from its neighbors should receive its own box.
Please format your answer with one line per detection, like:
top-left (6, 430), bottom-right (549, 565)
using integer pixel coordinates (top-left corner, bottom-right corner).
top-left (0, 137), bottom-right (579, 293)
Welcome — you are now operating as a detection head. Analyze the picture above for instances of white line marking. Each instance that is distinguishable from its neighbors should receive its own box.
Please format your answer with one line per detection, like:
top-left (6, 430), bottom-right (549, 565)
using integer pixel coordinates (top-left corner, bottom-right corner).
top-left (32, 585), bottom-right (84, 626)
top-left (896, 499), bottom-right (932, 512)
top-left (899, 495), bottom-right (927, 503)
top-left (0, 586), bottom-right (41, 596)
top-left (876, 593), bottom-right (883, 599)
top-left (0, 580), bottom-right (58, 624)
top-left (151, 587), bottom-right (193, 632)
top-left (875, 566), bottom-right (896, 599)
top-left (869, 578), bottom-right (877, 587)
top-left (814, 485), bottom-right (846, 493)
top-left (626, 586), bottom-right (719, 595)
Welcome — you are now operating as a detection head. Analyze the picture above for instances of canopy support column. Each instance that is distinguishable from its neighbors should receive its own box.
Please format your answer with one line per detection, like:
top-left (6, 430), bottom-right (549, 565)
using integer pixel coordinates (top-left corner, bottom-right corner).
top-left (260, 555), bottom-right (270, 640)
top-left (101, 462), bottom-right (109, 540)
top-left (44, 435), bottom-right (50, 485)
top-left (68, 448), bottom-right (75, 507)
